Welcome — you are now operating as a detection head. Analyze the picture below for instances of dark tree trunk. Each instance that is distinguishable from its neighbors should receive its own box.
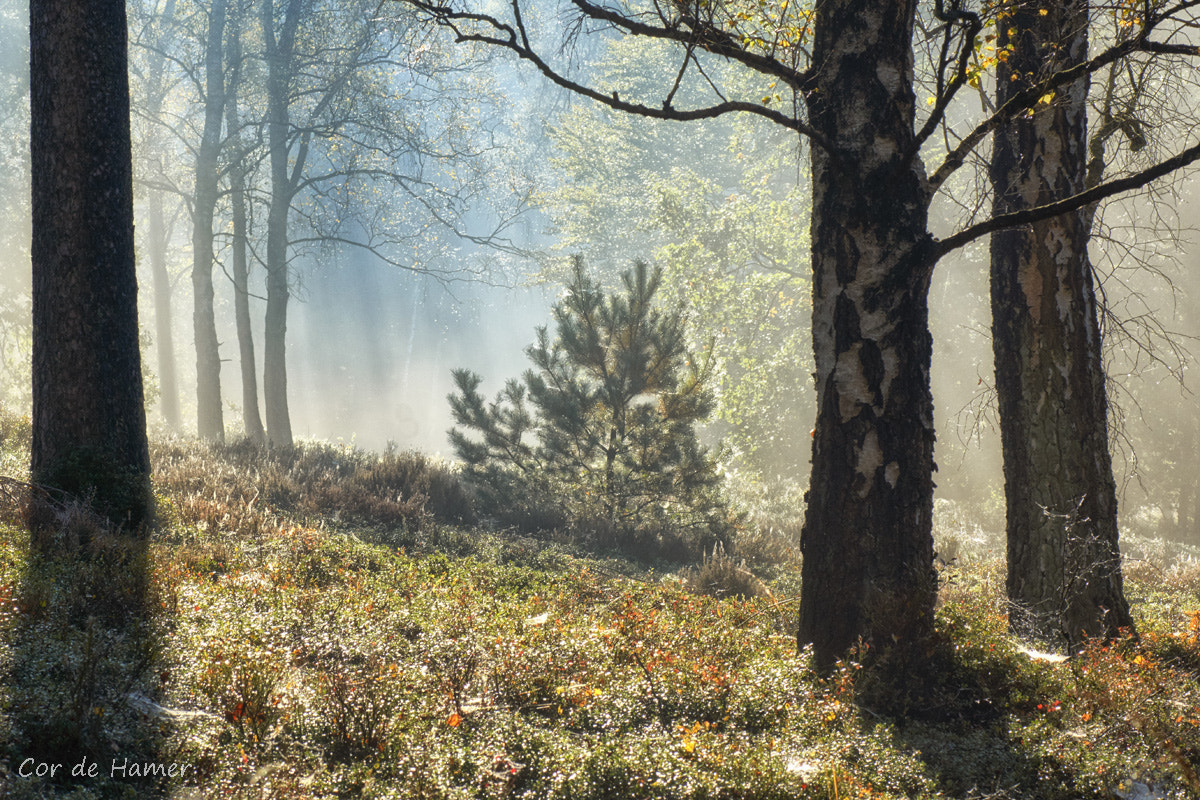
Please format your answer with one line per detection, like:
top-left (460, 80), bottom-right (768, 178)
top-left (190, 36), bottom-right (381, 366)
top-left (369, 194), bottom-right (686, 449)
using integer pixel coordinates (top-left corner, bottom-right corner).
top-left (990, 0), bottom-right (1134, 650)
top-left (262, 0), bottom-right (302, 448)
top-left (225, 1), bottom-right (265, 444)
top-left (798, 0), bottom-right (937, 668)
top-left (29, 0), bottom-right (152, 529)
top-left (192, 0), bottom-right (228, 441)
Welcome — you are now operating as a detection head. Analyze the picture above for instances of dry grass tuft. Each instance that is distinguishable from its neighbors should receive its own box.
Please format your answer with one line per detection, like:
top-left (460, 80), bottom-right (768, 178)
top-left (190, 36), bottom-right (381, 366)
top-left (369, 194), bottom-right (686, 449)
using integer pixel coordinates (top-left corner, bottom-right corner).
top-left (151, 439), bottom-right (474, 543)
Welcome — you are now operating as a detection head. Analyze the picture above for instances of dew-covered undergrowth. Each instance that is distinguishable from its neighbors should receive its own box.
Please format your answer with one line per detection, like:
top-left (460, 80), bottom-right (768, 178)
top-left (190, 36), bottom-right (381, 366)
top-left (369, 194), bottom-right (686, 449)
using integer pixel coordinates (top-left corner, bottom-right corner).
top-left (0, 422), bottom-right (1197, 799)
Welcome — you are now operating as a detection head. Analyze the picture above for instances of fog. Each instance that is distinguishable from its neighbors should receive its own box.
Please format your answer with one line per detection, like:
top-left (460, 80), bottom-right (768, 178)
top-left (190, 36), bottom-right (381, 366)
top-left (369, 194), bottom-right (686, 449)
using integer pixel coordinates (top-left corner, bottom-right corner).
top-left (286, 254), bottom-right (553, 455)
top-left (3, 0), bottom-right (1200, 546)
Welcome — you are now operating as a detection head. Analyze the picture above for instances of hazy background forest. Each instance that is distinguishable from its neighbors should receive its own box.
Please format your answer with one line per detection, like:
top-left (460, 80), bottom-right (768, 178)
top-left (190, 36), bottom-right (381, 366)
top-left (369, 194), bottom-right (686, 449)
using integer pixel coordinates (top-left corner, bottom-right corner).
top-left (2, 0), bottom-right (1200, 538)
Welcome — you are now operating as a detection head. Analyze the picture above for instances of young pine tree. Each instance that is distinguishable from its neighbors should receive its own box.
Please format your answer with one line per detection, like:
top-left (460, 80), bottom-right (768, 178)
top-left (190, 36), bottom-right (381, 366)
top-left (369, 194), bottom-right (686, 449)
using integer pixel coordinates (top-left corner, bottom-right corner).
top-left (449, 257), bottom-right (729, 545)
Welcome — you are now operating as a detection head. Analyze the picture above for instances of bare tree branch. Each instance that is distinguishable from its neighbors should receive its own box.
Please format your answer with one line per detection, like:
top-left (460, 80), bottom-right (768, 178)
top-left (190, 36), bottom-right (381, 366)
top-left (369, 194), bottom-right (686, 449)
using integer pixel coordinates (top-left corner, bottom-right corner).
top-left (928, 3), bottom-right (1200, 191)
top-left (397, 0), bottom-right (838, 152)
top-left (932, 139), bottom-right (1200, 259)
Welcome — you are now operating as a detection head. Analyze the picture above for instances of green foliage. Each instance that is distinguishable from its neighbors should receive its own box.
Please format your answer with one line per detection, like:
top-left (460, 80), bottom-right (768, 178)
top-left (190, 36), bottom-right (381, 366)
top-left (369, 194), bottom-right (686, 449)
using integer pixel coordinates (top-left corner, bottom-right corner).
top-left (0, 407), bottom-right (31, 485)
top-left (449, 257), bottom-right (732, 556)
top-left (539, 35), bottom-right (813, 477)
top-left (647, 169), bottom-right (812, 473)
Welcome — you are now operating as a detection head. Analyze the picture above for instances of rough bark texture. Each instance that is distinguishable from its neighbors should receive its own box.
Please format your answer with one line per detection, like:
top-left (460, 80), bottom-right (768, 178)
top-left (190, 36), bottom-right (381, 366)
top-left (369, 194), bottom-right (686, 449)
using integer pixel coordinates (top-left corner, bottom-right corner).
top-left (225, 3), bottom-right (266, 444)
top-left (798, 0), bottom-right (937, 668)
top-left (29, 0), bottom-right (152, 528)
top-left (990, 0), bottom-right (1134, 650)
top-left (192, 0), bottom-right (228, 441)
top-left (262, 0), bottom-right (302, 448)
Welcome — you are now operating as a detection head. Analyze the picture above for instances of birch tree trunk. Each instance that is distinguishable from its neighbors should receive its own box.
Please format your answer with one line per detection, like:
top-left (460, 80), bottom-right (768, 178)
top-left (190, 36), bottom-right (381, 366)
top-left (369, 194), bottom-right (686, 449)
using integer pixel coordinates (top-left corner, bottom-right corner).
top-left (798, 0), bottom-right (938, 668)
top-left (146, 184), bottom-right (180, 431)
top-left (990, 0), bottom-right (1134, 650)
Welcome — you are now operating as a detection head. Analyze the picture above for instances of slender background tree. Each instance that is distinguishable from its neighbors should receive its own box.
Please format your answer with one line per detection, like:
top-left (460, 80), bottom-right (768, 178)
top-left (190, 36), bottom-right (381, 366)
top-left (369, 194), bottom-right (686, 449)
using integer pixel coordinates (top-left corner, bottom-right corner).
top-left (0, 0), bottom-right (30, 411)
top-left (131, 0), bottom-right (184, 433)
top-left (192, 0), bottom-right (229, 442)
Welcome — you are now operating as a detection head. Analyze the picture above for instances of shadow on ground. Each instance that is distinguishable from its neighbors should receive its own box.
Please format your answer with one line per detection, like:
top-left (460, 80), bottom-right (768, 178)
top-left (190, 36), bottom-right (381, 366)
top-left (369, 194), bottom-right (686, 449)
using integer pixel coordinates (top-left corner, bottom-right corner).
top-left (857, 637), bottom-right (1112, 800)
top-left (1, 491), bottom-right (169, 799)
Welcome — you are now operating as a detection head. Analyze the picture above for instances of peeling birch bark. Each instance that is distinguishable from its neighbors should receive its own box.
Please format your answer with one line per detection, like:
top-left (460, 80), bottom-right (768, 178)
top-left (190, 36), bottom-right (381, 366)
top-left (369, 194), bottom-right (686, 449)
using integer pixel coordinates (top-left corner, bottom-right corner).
top-left (798, 0), bottom-right (937, 668)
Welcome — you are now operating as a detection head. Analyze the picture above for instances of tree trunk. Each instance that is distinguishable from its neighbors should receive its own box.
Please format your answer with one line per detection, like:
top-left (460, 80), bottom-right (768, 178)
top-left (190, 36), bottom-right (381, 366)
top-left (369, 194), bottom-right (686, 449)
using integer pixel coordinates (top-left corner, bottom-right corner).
top-left (990, 0), bottom-right (1134, 650)
top-left (225, 0), bottom-right (265, 444)
top-left (29, 0), bottom-right (152, 529)
top-left (1192, 449), bottom-right (1200, 545)
top-left (262, 0), bottom-right (302, 448)
top-left (147, 187), bottom-right (181, 431)
top-left (263, 200), bottom-right (292, 448)
top-left (143, 0), bottom-right (181, 432)
top-left (798, 0), bottom-right (937, 668)
top-left (192, 0), bottom-right (228, 441)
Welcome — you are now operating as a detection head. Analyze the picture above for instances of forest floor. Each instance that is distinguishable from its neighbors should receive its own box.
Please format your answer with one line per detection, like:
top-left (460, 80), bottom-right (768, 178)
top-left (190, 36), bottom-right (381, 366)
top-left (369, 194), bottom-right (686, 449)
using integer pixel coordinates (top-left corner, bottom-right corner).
top-left (0, 414), bottom-right (1198, 799)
